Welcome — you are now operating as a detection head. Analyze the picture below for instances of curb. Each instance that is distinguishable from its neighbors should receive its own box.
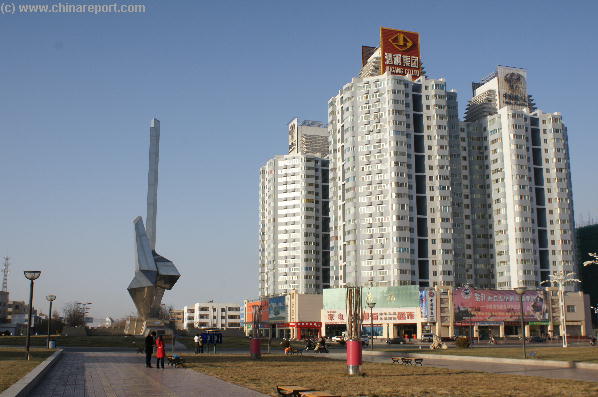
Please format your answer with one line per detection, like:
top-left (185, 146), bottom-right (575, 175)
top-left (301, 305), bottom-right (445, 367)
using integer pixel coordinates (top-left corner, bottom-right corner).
top-left (403, 353), bottom-right (574, 368)
top-left (0, 349), bottom-right (63, 397)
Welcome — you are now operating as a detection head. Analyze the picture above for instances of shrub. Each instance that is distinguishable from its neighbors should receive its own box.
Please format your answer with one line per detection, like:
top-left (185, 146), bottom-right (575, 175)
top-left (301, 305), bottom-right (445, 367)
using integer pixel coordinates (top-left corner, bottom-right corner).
top-left (455, 336), bottom-right (471, 349)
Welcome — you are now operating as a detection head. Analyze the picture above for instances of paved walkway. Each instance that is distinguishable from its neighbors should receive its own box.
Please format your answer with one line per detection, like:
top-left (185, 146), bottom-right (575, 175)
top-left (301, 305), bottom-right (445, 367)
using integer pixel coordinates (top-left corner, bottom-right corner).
top-left (323, 351), bottom-right (598, 383)
top-left (29, 350), bottom-right (267, 397)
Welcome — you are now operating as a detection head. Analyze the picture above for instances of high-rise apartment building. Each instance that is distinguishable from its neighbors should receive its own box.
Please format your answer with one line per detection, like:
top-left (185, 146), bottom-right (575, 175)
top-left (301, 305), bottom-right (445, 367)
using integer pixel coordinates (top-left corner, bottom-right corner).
top-left (259, 153), bottom-right (330, 296)
top-left (329, 45), bottom-right (470, 288)
top-left (464, 66), bottom-right (576, 289)
top-left (327, 29), bottom-right (576, 290)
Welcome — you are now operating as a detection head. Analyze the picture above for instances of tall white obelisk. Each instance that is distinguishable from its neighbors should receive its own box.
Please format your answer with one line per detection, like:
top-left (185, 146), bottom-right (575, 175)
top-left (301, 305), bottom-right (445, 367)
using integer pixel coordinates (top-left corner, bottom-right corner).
top-left (146, 118), bottom-right (159, 251)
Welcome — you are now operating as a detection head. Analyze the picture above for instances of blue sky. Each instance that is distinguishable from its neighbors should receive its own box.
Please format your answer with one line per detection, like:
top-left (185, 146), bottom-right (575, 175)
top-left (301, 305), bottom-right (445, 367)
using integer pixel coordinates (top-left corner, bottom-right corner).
top-left (1, 0), bottom-right (597, 320)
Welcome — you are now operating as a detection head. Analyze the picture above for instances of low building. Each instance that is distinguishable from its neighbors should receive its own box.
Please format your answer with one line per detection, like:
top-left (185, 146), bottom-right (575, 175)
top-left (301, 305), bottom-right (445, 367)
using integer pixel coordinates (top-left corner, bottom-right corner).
top-left (319, 286), bottom-right (591, 341)
top-left (169, 309), bottom-right (185, 330)
top-left (0, 291), bottom-right (8, 323)
top-left (244, 291), bottom-right (324, 339)
top-left (182, 302), bottom-right (241, 330)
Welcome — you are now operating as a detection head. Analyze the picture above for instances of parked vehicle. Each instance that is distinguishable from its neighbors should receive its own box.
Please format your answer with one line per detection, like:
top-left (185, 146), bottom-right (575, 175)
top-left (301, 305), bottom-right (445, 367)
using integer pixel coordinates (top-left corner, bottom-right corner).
top-left (385, 337), bottom-right (406, 344)
top-left (360, 336), bottom-right (369, 346)
top-left (331, 335), bottom-right (345, 343)
top-left (421, 333), bottom-right (435, 343)
top-left (529, 336), bottom-right (546, 343)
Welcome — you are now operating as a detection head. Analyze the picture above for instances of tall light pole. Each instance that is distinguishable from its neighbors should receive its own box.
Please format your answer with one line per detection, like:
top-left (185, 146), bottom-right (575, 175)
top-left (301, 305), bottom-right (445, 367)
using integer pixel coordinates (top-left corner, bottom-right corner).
top-left (24, 271), bottom-right (41, 360)
top-left (367, 300), bottom-right (376, 351)
top-left (541, 271), bottom-right (581, 348)
top-left (514, 287), bottom-right (527, 359)
top-left (46, 295), bottom-right (56, 348)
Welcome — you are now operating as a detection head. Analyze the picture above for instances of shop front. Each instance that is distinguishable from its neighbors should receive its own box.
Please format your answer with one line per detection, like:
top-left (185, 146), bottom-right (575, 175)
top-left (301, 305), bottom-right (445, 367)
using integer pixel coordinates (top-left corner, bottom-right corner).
top-left (278, 322), bottom-right (322, 340)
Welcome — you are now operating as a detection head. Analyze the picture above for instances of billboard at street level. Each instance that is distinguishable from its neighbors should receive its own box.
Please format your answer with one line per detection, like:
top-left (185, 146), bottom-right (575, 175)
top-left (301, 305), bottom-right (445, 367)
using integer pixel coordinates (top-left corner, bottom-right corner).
top-left (245, 300), bottom-right (269, 323)
top-left (497, 66), bottom-right (528, 109)
top-left (268, 296), bottom-right (288, 323)
top-left (419, 289), bottom-right (436, 322)
top-left (453, 287), bottom-right (548, 324)
top-left (380, 27), bottom-right (421, 79)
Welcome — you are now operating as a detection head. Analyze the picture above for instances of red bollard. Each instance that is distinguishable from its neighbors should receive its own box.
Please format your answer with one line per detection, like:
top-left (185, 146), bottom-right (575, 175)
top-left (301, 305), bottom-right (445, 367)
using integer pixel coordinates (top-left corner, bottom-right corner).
top-left (346, 340), bottom-right (362, 375)
top-left (250, 338), bottom-right (261, 359)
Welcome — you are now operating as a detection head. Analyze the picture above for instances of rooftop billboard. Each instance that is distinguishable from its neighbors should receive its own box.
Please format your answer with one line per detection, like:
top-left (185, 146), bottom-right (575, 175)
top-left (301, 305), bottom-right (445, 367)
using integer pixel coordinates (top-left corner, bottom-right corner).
top-left (380, 27), bottom-right (421, 79)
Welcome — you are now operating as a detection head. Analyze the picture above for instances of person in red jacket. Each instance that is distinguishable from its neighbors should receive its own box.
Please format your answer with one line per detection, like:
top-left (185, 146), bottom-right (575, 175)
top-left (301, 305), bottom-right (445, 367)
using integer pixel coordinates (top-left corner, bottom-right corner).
top-left (155, 335), bottom-right (166, 369)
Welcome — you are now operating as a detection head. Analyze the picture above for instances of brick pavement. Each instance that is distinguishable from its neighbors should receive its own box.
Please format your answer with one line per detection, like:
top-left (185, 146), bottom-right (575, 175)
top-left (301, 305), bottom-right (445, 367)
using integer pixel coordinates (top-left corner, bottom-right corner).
top-left (29, 350), bottom-right (267, 397)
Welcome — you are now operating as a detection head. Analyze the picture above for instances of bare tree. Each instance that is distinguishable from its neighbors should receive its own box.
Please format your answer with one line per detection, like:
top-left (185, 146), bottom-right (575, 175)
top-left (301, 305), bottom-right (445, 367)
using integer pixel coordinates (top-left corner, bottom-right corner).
top-left (63, 302), bottom-right (85, 327)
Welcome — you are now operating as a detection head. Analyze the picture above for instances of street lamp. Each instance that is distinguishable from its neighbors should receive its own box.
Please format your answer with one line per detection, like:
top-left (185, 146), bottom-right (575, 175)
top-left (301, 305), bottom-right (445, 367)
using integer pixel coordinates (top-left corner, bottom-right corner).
top-left (514, 286), bottom-right (527, 359)
top-left (46, 295), bottom-right (56, 348)
top-left (541, 271), bottom-right (581, 348)
top-left (24, 271), bottom-right (41, 360)
top-left (367, 300), bottom-right (376, 351)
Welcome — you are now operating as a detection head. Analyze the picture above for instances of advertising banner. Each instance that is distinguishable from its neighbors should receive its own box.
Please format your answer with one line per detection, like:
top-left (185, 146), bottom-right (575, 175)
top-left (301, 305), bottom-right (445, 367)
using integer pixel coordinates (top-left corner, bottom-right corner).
top-left (497, 66), bottom-right (528, 109)
top-left (268, 296), bottom-right (288, 323)
top-left (453, 287), bottom-right (547, 324)
top-left (380, 27), bottom-right (421, 79)
top-left (245, 300), bottom-right (269, 323)
top-left (323, 309), bottom-right (417, 325)
top-left (324, 286), bottom-right (420, 310)
top-left (419, 288), bottom-right (436, 322)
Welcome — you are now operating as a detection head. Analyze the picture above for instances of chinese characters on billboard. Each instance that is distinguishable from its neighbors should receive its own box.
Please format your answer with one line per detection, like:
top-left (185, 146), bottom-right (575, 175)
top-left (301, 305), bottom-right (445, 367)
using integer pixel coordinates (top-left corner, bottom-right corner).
top-left (380, 27), bottom-right (421, 79)
top-left (419, 288), bottom-right (436, 322)
top-left (453, 287), bottom-right (547, 324)
top-left (324, 309), bottom-right (415, 324)
top-left (497, 66), bottom-right (528, 109)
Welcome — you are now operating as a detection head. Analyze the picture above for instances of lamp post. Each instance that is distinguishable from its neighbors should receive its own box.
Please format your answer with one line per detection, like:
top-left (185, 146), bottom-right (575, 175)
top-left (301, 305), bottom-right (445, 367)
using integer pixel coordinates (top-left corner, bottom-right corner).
top-left (367, 301), bottom-right (376, 351)
top-left (541, 271), bottom-right (581, 348)
top-left (514, 287), bottom-right (527, 359)
top-left (24, 271), bottom-right (41, 360)
top-left (45, 295), bottom-right (56, 348)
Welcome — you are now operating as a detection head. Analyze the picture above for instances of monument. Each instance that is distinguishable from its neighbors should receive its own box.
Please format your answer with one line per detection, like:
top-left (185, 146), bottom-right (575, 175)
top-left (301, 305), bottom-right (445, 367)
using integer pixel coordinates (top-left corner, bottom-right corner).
top-left (126, 119), bottom-right (180, 335)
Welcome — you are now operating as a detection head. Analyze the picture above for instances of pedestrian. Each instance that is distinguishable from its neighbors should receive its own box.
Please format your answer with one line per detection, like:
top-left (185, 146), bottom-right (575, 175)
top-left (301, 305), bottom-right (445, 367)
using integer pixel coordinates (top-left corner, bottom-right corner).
top-left (155, 335), bottom-right (165, 369)
top-left (198, 334), bottom-right (204, 353)
top-left (194, 334), bottom-right (200, 354)
top-left (144, 331), bottom-right (156, 368)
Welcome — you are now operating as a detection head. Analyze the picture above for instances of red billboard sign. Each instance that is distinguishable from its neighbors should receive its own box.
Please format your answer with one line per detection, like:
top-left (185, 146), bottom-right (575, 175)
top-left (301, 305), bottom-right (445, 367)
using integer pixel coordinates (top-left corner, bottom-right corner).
top-left (453, 287), bottom-right (548, 324)
top-left (380, 27), bottom-right (421, 79)
top-left (245, 300), bottom-right (269, 323)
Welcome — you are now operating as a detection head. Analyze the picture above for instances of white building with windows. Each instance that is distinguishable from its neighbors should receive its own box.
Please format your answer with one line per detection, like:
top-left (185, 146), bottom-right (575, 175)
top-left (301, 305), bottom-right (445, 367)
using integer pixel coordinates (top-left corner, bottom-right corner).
top-left (182, 302), bottom-right (241, 330)
top-left (259, 153), bottom-right (330, 296)
top-left (327, 46), bottom-right (576, 290)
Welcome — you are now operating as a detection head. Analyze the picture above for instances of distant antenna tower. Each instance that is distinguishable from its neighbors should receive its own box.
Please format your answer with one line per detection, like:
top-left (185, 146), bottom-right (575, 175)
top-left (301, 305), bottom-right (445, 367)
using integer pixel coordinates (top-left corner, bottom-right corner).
top-left (2, 257), bottom-right (9, 292)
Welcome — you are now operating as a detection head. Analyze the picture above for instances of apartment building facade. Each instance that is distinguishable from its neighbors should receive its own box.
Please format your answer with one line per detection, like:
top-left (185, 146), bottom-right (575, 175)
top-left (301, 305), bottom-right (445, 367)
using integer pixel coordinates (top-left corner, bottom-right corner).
top-left (259, 153), bottom-right (330, 296)
top-left (182, 302), bottom-right (241, 330)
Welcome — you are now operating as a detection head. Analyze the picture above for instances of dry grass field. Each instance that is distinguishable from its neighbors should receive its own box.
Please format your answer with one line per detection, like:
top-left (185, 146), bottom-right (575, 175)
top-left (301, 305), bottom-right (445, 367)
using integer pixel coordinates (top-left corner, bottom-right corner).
top-left (184, 353), bottom-right (598, 397)
top-left (0, 348), bottom-right (53, 392)
top-left (428, 346), bottom-right (598, 362)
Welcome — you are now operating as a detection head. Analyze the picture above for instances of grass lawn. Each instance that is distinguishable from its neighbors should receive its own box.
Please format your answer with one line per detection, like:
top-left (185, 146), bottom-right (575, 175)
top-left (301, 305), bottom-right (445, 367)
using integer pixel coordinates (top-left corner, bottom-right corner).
top-left (184, 353), bottom-right (598, 397)
top-left (0, 335), bottom-right (144, 348)
top-left (0, 348), bottom-right (54, 392)
top-left (425, 346), bottom-right (598, 362)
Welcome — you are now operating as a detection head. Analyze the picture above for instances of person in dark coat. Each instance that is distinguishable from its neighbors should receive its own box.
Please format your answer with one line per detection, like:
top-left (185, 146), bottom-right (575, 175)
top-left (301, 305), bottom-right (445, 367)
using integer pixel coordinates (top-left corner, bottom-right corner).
top-left (144, 331), bottom-right (156, 367)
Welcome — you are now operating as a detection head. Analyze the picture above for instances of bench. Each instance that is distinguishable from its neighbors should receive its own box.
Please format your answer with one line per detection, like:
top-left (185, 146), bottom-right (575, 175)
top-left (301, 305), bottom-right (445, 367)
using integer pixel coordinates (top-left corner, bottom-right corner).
top-left (167, 355), bottom-right (185, 368)
top-left (276, 386), bottom-right (316, 396)
top-left (299, 392), bottom-right (341, 397)
top-left (391, 357), bottom-right (423, 366)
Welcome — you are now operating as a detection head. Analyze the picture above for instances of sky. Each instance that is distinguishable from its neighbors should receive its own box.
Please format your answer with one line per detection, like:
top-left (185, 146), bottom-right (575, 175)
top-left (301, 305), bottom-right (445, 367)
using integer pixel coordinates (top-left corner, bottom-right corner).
top-left (1, 0), bottom-right (597, 322)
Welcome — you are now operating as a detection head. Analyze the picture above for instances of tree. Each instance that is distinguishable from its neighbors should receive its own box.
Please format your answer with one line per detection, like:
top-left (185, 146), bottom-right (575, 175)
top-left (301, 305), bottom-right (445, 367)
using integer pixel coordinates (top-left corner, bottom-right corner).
top-left (63, 302), bottom-right (85, 327)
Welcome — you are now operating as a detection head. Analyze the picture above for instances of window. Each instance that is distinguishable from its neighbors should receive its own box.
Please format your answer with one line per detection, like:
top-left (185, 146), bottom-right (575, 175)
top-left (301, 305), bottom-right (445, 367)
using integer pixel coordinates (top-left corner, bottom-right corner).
top-left (566, 305), bottom-right (576, 313)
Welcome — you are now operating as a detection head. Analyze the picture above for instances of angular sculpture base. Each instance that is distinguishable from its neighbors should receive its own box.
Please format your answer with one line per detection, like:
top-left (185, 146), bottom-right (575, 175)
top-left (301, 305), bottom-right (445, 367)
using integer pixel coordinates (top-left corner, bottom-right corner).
top-left (124, 317), bottom-right (173, 336)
